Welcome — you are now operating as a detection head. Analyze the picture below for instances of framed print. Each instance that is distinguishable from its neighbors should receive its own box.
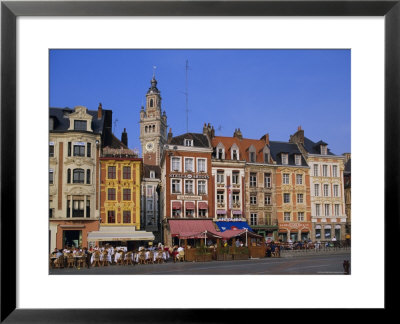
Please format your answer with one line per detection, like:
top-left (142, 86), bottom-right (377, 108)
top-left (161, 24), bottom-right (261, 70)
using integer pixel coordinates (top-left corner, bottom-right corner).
top-left (1, 0), bottom-right (396, 321)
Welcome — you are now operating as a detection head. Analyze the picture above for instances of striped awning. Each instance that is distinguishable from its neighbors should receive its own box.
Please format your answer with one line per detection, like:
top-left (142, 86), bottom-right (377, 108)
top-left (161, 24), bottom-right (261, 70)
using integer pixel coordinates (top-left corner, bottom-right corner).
top-left (185, 202), bottom-right (195, 210)
top-left (198, 202), bottom-right (208, 210)
top-left (172, 201), bottom-right (181, 210)
top-left (216, 209), bottom-right (226, 215)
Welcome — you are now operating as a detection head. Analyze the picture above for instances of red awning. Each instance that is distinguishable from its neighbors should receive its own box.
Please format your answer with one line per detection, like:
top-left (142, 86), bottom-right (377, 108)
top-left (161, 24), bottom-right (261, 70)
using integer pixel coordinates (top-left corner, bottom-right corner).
top-left (169, 219), bottom-right (222, 239)
top-left (198, 202), bottom-right (208, 210)
top-left (216, 209), bottom-right (226, 215)
top-left (172, 201), bottom-right (181, 210)
top-left (185, 202), bottom-right (195, 210)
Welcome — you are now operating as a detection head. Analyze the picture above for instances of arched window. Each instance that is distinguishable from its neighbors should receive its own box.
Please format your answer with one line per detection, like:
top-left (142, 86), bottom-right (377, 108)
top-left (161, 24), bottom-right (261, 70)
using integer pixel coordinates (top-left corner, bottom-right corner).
top-left (145, 126), bottom-right (148, 133)
top-left (152, 125), bottom-right (155, 132)
top-left (67, 169), bottom-right (71, 183)
top-left (216, 143), bottom-right (225, 159)
top-left (150, 99), bottom-right (154, 107)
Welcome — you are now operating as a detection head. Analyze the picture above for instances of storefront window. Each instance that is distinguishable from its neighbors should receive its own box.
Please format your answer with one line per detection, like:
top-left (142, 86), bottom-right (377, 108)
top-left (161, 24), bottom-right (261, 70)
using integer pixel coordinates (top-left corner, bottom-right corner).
top-left (324, 229), bottom-right (331, 239)
top-left (315, 229), bottom-right (321, 239)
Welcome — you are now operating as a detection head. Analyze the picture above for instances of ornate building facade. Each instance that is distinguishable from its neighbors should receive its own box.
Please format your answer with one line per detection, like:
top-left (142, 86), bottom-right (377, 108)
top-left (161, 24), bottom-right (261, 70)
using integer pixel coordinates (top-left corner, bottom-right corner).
top-left (290, 127), bottom-right (346, 241)
top-left (49, 105), bottom-right (108, 250)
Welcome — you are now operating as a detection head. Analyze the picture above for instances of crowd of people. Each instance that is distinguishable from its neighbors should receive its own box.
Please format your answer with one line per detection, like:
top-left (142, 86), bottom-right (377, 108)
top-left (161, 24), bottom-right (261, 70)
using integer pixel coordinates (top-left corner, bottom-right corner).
top-left (50, 243), bottom-right (186, 269)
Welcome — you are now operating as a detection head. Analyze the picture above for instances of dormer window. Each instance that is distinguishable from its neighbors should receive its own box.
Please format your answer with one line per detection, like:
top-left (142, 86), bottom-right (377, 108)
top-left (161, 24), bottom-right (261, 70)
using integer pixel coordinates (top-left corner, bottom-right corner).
top-left (295, 154), bottom-right (301, 166)
top-left (49, 118), bottom-right (54, 130)
top-left (216, 143), bottom-right (225, 159)
top-left (184, 139), bottom-right (193, 147)
top-left (74, 120), bottom-right (87, 131)
top-left (281, 153), bottom-right (288, 165)
top-left (150, 171), bottom-right (155, 179)
top-left (249, 145), bottom-right (256, 163)
top-left (231, 144), bottom-right (239, 160)
top-left (321, 145), bottom-right (327, 155)
top-left (263, 146), bottom-right (270, 164)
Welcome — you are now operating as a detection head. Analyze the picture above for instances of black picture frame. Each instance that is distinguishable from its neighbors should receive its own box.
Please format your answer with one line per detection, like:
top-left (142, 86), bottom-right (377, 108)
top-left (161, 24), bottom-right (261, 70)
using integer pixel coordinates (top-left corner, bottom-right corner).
top-left (1, 0), bottom-right (395, 322)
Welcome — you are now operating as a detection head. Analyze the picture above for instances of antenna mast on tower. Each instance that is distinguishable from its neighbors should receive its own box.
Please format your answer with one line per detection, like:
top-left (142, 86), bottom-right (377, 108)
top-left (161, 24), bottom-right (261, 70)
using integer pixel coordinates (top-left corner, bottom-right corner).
top-left (185, 60), bottom-right (190, 133)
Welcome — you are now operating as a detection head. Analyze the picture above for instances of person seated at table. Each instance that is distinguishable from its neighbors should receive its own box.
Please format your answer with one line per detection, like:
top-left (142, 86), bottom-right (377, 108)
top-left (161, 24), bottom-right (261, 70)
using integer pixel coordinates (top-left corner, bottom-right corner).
top-left (55, 249), bottom-right (63, 258)
top-left (177, 246), bottom-right (184, 253)
top-left (172, 246), bottom-right (179, 262)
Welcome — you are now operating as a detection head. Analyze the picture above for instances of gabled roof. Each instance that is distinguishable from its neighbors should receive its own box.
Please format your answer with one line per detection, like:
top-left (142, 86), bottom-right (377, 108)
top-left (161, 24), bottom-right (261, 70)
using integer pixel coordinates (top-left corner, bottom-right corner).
top-left (303, 137), bottom-right (335, 155)
top-left (169, 132), bottom-right (210, 148)
top-left (49, 107), bottom-right (106, 134)
top-left (269, 141), bottom-right (308, 166)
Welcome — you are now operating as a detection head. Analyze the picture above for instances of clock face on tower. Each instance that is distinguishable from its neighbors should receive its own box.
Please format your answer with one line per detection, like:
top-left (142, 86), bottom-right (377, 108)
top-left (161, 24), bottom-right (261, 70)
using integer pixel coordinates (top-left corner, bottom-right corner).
top-left (146, 142), bottom-right (154, 152)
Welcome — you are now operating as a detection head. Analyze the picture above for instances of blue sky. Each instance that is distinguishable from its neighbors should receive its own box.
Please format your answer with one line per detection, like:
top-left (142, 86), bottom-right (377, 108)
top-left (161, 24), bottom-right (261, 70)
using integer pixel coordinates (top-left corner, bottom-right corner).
top-left (50, 49), bottom-right (351, 155)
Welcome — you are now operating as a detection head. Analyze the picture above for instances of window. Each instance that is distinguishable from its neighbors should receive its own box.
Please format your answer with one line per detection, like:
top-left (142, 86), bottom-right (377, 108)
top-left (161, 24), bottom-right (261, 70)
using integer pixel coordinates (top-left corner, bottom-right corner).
top-left (198, 209), bottom-right (207, 217)
top-left (295, 154), bottom-right (301, 166)
top-left (49, 144), bottom-right (54, 157)
top-left (73, 143), bottom-right (85, 157)
top-left (322, 165), bottom-right (328, 177)
top-left (86, 199), bottom-right (90, 218)
top-left (74, 120), bottom-right (87, 131)
top-left (123, 211), bottom-right (131, 223)
top-left (150, 99), bottom-right (154, 107)
top-left (333, 185), bottom-right (339, 197)
top-left (68, 142), bottom-right (72, 157)
top-left (281, 153), bottom-right (288, 165)
top-left (123, 189), bottom-right (131, 201)
top-left (123, 166), bottom-right (131, 179)
top-left (282, 173), bottom-right (290, 184)
top-left (108, 166), bottom-right (116, 179)
top-left (150, 171), bottom-right (155, 179)
top-left (185, 158), bottom-right (194, 172)
top-left (249, 151), bottom-right (256, 162)
top-left (217, 148), bottom-right (224, 159)
top-left (324, 204), bottom-right (330, 216)
top-left (217, 192), bottom-right (224, 204)
top-left (185, 180), bottom-right (194, 194)
top-left (87, 143), bottom-right (91, 157)
top-left (232, 171), bottom-right (240, 185)
top-left (72, 200), bottom-right (84, 217)
top-left (250, 173), bottom-right (257, 187)
top-left (198, 180), bottom-right (206, 195)
top-left (67, 169), bottom-right (71, 183)
top-left (323, 184), bottom-right (329, 197)
top-left (73, 169), bottom-right (85, 183)
top-left (321, 145), bottom-right (327, 155)
top-left (49, 118), bottom-right (54, 130)
top-left (264, 153), bottom-right (269, 163)
top-left (108, 188), bottom-right (116, 200)
top-left (313, 164), bottom-right (319, 176)
top-left (172, 208), bottom-right (181, 217)
top-left (315, 228), bottom-right (321, 239)
top-left (147, 200), bottom-right (153, 211)
top-left (315, 204), bottom-right (321, 216)
top-left (335, 204), bottom-right (340, 216)
top-left (283, 193), bottom-right (290, 203)
top-left (297, 193), bottom-right (304, 204)
top-left (250, 213), bottom-right (258, 226)
top-left (49, 208), bottom-right (53, 218)
top-left (298, 212), bottom-right (304, 221)
top-left (232, 193), bottom-right (240, 205)
top-left (108, 210), bottom-right (116, 223)
top-left (185, 207), bottom-right (194, 218)
top-left (284, 212), bottom-right (291, 221)
top-left (184, 139), bottom-right (193, 147)
top-left (264, 173), bottom-right (271, 188)
top-left (86, 169), bottom-right (91, 184)
top-left (171, 179), bottom-right (181, 194)
top-left (232, 149), bottom-right (239, 160)
top-left (332, 165), bottom-right (338, 177)
top-left (49, 170), bottom-right (54, 184)
top-left (171, 157), bottom-right (180, 171)
top-left (250, 194), bottom-right (257, 205)
top-left (217, 171), bottom-right (224, 184)
top-left (264, 194), bottom-right (271, 205)
top-left (314, 184), bottom-right (320, 196)
top-left (197, 159), bottom-right (206, 172)
top-left (296, 174), bottom-right (303, 185)
top-left (324, 228), bottom-right (331, 239)
top-left (265, 212), bottom-right (272, 225)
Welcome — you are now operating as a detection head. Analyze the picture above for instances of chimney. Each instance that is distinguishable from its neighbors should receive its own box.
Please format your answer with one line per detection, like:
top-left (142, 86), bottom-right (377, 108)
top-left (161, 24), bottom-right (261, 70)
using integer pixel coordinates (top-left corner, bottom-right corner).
top-left (260, 133), bottom-right (269, 145)
top-left (121, 128), bottom-right (128, 147)
top-left (289, 126), bottom-right (304, 145)
top-left (98, 102), bottom-right (103, 119)
top-left (233, 128), bottom-right (243, 140)
top-left (167, 128), bottom-right (173, 143)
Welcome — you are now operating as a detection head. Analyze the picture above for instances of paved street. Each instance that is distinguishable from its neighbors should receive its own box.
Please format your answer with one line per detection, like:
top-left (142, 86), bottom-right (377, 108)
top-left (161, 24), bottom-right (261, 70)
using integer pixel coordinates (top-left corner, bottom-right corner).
top-left (50, 252), bottom-right (350, 275)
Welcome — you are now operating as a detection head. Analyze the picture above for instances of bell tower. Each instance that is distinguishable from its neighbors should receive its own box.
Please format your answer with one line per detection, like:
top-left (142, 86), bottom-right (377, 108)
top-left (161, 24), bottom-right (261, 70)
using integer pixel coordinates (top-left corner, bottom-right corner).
top-left (139, 74), bottom-right (167, 166)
